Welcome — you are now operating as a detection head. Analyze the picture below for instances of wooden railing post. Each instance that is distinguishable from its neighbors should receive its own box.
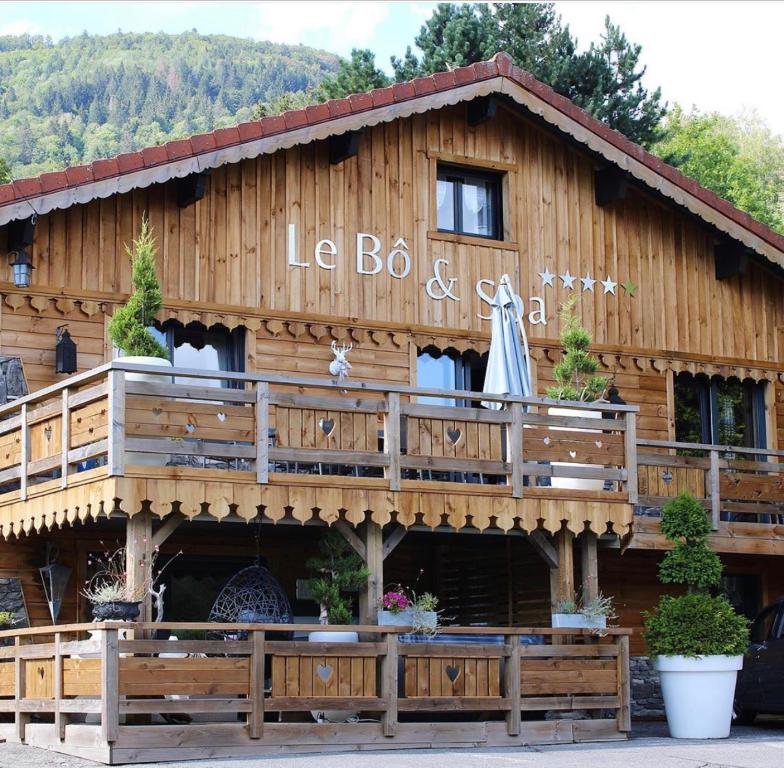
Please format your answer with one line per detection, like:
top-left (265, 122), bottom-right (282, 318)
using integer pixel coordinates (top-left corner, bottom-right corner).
top-left (624, 411), bottom-right (638, 504)
top-left (60, 388), bottom-right (70, 488)
top-left (100, 628), bottom-right (120, 744)
top-left (509, 402), bottom-right (524, 498)
top-left (709, 449), bottom-right (721, 530)
top-left (19, 402), bottom-right (28, 501)
top-left (14, 635), bottom-right (26, 742)
top-left (616, 634), bottom-right (631, 732)
top-left (385, 392), bottom-right (401, 492)
top-left (381, 632), bottom-right (398, 737)
top-left (256, 382), bottom-right (270, 484)
top-left (248, 629), bottom-right (265, 738)
top-left (54, 631), bottom-right (65, 741)
top-left (504, 634), bottom-right (521, 736)
top-left (107, 370), bottom-right (126, 477)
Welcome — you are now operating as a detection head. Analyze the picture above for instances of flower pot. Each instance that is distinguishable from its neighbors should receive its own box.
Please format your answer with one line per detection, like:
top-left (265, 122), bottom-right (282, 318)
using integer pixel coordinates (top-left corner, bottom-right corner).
top-left (378, 609), bottom-right (438, 631)
top-left (308, 630), bottom-right (359, 722)
top-left (548, 406), bottom-right (605, 491)
top-left (551, 612), bottom-right (606, 630)
top-left (91, 600), bottom-right (141, 622)
top-left (117, 355), bottom-right (172, 466)
top-left (654, 654), bottom-right (743, 738)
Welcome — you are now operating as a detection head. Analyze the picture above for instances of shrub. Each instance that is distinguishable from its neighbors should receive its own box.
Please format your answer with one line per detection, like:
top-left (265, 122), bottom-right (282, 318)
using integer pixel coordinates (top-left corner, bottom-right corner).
top-left (546, 296), bottom-right (607, 402)
top-left (108, 217), bottom-right (168, 359)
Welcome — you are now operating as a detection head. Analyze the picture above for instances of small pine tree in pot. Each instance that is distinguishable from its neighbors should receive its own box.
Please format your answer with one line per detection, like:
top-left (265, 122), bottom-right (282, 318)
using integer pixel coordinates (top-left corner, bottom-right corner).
top-left (643, 492), bottom-right (749, 738)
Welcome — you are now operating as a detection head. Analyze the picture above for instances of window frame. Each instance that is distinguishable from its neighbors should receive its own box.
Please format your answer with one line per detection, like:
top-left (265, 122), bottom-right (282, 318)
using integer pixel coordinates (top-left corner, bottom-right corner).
top-left (436, 163), bottom-right (503, 241)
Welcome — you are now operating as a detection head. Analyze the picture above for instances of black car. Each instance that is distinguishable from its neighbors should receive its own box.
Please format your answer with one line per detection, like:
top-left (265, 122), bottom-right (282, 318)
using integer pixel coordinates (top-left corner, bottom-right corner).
top-left (734, 598), bottom-right (784, 723)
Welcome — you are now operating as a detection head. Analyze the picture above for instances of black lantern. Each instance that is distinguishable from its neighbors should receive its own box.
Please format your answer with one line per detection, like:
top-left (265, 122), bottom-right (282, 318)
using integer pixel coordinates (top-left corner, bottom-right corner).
top-left (39, 544), bottom-right (72, 624)
top-left (55, 326), bottom-right (77, 374)
top-left (10, 249), bottom-right (33, 288)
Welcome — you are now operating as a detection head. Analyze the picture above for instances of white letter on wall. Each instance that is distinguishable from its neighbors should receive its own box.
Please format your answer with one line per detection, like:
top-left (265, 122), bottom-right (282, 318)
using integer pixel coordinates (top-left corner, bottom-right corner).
top-left (315, 239), bottom-right (337, 270)
top-left (475, 279), bottom-right (495, 320)
top-left (356, 233), bottom-right (383, 275)
top-left (528, 296), bottom-right (547, 325)
top-left (287, 223), bottom-right (309, 267)
top-left (386, 238), bottom-right (411, 279)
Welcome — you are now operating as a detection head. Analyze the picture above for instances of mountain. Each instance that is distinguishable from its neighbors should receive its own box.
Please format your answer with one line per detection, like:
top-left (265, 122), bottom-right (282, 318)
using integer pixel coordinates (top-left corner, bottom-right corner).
top-left (0, 31), bottom-right (339, 178)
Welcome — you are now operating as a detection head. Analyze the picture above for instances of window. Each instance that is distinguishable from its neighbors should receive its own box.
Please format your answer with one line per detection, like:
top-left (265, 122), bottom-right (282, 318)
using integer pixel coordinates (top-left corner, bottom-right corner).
top-left (437, 164), bottom-right (502, 239)
top-left (674, 373), bottom-right (766, 449)
top-left (416, 347), bottom-right (487, 406)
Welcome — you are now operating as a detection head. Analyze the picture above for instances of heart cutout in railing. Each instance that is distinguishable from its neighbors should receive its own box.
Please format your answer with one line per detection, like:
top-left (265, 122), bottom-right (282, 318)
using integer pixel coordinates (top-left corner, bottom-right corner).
top-left (319, 418), bottom-right (336, 437)
top-left (595, 439), bottom-right (603, 449)
top-left (446, 427), bottom-right (462, 446)
top-left (216, 412), bottom-right (226, 422)
top-left (316, 663), bottom-right (334, 685)
top-left (569, 450), bottom-right (577, 459)
top-left (185, 423), bottom-right (196, 434)
top-left (445, 665), bottom-right (461, 683)
top-left (543, 436), bottom-right (551, 445)
top-left (37, 666), bottom-right (45, 679)
top-left (152, 407), bottom-right (162, 416)
top-left (44, 426), bottom-right (52, 442)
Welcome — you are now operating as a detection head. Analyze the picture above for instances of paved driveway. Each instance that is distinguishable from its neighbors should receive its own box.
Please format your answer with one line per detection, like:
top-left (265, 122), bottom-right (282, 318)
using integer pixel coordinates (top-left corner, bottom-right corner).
top-left (2, 721), bottom-right (784, 768)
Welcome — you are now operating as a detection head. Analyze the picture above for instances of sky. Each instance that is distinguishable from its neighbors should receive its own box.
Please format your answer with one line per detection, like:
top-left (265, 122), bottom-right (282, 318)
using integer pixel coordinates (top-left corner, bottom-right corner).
top-left (1, 1), bottom-right (783, 135)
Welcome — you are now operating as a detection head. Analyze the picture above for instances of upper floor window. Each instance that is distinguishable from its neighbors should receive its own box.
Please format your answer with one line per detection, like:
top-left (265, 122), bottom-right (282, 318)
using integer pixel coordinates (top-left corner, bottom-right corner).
top-left (417, 346), bottom-right (487, 406)
top-left (437, 164), bottom-right (502, 240)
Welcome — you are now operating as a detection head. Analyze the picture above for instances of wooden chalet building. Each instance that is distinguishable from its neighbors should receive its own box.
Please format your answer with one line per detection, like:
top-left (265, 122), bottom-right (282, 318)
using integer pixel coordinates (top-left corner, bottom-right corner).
top-left (0, 52), bottom-right (782, 761)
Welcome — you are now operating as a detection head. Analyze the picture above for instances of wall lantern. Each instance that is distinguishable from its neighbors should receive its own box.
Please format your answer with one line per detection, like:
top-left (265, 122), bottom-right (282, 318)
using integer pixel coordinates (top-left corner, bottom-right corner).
top-left (10, 248), bottom-right (33, 288)
top-left (662, 470), bottom-right (673, 486)
top-left (55, 326), bottom-right (77, 374)
top-left (39, 544), bottom-right (72, 624)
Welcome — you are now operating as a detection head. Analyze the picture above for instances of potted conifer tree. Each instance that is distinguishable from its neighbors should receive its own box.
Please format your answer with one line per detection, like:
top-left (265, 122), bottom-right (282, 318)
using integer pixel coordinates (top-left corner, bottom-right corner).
top-left (546, 296), bottom-right (608, 489)
top-left (643, 492), bottom-right (749, 738)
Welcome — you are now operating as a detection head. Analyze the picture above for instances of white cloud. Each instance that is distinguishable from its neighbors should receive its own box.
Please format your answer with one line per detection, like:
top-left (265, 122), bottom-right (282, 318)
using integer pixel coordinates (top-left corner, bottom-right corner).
top-left (254, 1), bottom-right (390, 54)
top-left (0, 19), bottom-right (41, 36)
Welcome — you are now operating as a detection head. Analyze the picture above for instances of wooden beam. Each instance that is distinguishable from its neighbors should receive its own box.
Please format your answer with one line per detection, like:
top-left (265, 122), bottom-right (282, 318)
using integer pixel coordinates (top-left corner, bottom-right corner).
top-left (382, 525), bottom-right (406, 560)
top-left (553, 529), bottom-right (575, 607)
top-left (248, 630), bottom-right (265, 739)
top-left (152, 511), bottom-right (185, 550)
top-left (329, 131), bottom-right (360, 164)
top-left (528, 529), bottom-right (558, 570)
top-left (580, 531), bottom-right (599, 602)
top-left (334, 520), bottom-right (366, 561)
top-left (359, 522), bottom-right (383, 625)
top-left (126, 512), bottom-right (153, 623)
top-left (100, 629), bottom-right (119, 743)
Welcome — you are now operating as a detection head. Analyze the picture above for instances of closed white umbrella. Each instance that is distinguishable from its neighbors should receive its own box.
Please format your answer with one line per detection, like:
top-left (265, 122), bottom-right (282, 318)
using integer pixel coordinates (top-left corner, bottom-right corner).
top-left (481, 274), bottom-right (533, 410)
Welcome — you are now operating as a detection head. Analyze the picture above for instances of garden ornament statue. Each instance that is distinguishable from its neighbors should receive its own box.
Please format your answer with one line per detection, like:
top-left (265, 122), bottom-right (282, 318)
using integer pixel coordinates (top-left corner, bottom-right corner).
top-left (329, 341), bottom-right (353, 381)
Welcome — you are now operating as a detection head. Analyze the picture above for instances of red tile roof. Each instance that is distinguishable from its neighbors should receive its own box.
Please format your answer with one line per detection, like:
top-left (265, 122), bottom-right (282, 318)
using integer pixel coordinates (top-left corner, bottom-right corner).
top-left (1, 52), bottom-right (782, 256)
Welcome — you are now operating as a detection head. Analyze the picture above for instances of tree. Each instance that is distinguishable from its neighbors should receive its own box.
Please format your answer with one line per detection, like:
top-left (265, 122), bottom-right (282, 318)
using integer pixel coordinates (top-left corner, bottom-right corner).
top-left (316, 49), bottom-right (390, 101)
top-left (0, 157), bottom-right (10, 183)
top-left (655, 106), bottom-right (784, 233)
top-left (390, 3), bottom-right (665, 147)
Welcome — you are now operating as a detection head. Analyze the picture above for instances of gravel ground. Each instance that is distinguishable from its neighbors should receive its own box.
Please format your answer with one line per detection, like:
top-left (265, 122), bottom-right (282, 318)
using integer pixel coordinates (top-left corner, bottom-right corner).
top-left (2, 720), bottom-right (784, 768)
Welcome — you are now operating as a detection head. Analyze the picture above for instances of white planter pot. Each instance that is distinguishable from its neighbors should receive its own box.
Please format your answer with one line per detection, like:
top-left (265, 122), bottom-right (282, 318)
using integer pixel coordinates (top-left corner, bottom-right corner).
top-left (548, 406), bottom-right (605, 491)
top-left (654, 654), bottom-right (743, 738)
top-left (117, 356), bottom-right (172, 466)
top-left (378, 609), bottom-right (438, 630)
top-left (308, 630), bottom-right (359, 723)
top-left (551, 613), bottom-right (606, 630)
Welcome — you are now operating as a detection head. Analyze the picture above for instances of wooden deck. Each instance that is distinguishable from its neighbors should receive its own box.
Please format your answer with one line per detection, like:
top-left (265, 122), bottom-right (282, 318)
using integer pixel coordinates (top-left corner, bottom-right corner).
top-left (0, 622), bottom-right (632, 764)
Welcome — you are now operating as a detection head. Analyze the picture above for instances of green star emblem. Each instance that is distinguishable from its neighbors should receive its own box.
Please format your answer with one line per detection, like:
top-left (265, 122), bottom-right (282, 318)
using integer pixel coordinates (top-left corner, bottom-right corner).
top-left (621, 279), bottom-right (637, 297)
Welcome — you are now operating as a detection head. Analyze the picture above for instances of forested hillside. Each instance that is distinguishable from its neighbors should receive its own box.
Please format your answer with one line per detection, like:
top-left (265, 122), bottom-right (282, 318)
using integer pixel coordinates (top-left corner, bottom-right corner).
top-left (0, 31), bottom-right (338, 177)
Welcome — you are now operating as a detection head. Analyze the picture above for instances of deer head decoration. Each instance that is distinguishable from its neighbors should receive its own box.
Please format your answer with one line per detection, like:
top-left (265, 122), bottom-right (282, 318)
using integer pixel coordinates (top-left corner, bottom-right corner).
top-left (329, 341), bottom-right (353, 382)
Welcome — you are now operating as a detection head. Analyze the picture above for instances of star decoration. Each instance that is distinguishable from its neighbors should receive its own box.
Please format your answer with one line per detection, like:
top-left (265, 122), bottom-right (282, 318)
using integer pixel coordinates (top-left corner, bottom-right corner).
top-left (621, 279), bottom-right (637, 297)
top-left (601, 275), bottom-right (617, 295)
top-left (560, 271), bottom-right (576, 290)
top-left (580, 273), bottom-right (596, 292)
top-left (539, 268), bottom-right (555, 288)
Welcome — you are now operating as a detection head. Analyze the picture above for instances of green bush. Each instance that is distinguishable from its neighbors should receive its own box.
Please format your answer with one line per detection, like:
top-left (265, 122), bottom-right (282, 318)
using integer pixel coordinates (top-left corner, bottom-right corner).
top-left (643, 492), bottom-right (750, 657)
top-left (108, 218), bottom-right (168, 359)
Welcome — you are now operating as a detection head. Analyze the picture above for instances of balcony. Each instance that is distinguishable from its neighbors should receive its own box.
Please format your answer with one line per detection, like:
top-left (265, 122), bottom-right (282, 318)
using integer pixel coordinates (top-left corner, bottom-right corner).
top-left (0, 622), bottom-right (632, 763)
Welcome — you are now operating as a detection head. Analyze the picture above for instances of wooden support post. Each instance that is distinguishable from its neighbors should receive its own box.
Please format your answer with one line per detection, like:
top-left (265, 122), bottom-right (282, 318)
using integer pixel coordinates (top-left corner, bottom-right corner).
top-left (100, 628), bottom-right (119, 744)
top-left (624, 411), bottom-right (638, 504)
top-left (504, 634), bottom-right (521, 736)
top-left (256, 382), bottom-right (269, 484)
top-left (14, 636), bottom-right (26, 742)
top-left (359, 521), bottom-right (383, 625)
top-left (381, 632), bottom-right (398, 737)
top-left (60, 388), bottom-right (70, 488)
top-left (151, 511), bottom-right (185, 550)
top-left (19, 402), bottom-right (28, 501)
top-left (126, 511), bottom-right (153, 624)
top-left (580, 531), bottom-right (599, 603)
top-left (709, 449), bottom-right (721, 531)
top-left (616, 634), bottom-right (631, 732)
top-left (509, 402), bottom-right (524, 498)
top-left (382, 525), bottom-right (406, 560)
top-left (108, 370), bottom-right (126, 477)
top-left (385, 392), bottom-right (401, 491)
top-left (54, 632), bottom-right (65, 741)
top-left (552, 528), bottom-right (575, 608)
top-left (248, 630), bottom-right (265, 738)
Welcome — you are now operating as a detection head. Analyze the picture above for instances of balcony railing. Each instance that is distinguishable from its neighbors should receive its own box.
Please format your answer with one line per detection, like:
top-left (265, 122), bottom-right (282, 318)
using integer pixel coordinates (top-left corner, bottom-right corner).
top-left (0, 622), bottom-right (632, 761)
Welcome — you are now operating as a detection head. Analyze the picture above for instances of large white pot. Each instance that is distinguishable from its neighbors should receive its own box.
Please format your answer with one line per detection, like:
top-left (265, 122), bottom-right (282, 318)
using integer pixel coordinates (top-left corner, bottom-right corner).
top-left (654, 654), bottom-right (743, 738)
top-left (548, 406), bottom-right (605, 491)
top-left (551, 613), bottom-right (606, 630)
top-left (378, 609), bottom-right (437, 631)
top-left (308, 630), bottom-right (359, 723)
top-left (117, 355), bottom-right (172, 466)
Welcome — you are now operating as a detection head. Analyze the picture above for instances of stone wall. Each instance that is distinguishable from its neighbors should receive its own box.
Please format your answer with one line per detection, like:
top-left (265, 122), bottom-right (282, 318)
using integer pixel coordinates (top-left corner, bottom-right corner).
top-left (631, 655), bottom-right (664, 718)
top-left (0, 577), bottom-right (29, 628)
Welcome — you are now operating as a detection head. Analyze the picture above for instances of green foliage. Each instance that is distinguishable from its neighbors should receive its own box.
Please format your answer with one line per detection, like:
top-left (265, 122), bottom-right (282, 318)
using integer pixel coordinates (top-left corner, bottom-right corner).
top-left (643, 492), bottom-right (750, 657)
top-left (546, 296), bottom-right (607, 402)
top-left (0, 157), bottom-right (10, 183)
top-left (0, 609), bottom-right (15, 626)
top-left (107, 218), bottom-right (168, 359)
top-left (654, 105), bottom-right (784, 234)
top-left (643, 593), bottom-right (749, 657)
top-left (390, 4), bottom-right (665, 147)
top-left (316, 49), bottom-right (391, 101)
top-left (0, 31), bottom-right (338, 177)
top-left (252, 89), bottom-right (317, 120)
top-left (306, 530), bottom-right (369, 625)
